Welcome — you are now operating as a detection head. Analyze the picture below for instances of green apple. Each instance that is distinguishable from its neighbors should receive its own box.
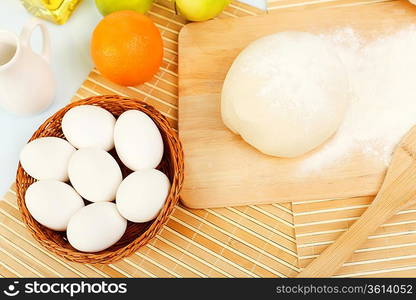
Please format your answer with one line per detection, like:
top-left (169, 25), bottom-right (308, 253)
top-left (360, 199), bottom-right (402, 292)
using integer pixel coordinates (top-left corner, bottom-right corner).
top-left (95, 0), bottom-right (154, 16)
top-left (175, 0), bottom-right (231, 22)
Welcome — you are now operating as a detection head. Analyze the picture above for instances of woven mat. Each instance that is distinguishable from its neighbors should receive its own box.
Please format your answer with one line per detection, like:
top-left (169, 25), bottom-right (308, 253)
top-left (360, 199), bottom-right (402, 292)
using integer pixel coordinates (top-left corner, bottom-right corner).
top-left (267, 0), bottom-right (416, 277)
top-left (2, 0), bottom-right (414, 278)
top-left (293, 197), bottom-right (416, 277)
top-left (0, 0), bottom-right (298, 278)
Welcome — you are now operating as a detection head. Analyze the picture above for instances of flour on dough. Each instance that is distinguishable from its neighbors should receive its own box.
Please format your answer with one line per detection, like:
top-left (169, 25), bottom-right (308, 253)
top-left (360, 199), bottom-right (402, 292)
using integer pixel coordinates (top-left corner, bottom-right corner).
top-left (221, 31), bottom-right (350, 157)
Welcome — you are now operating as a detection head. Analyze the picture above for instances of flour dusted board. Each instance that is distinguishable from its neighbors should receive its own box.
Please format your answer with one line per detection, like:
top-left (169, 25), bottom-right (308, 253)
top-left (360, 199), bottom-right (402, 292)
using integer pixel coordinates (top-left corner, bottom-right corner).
top-left (178, 1), bottom-right (416, 208)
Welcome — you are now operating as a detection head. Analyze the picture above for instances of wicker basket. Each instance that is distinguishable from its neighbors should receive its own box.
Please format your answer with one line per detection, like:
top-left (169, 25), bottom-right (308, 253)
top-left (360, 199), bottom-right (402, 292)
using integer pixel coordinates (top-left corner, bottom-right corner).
top-left (16, 95), bottom-right (184, 264)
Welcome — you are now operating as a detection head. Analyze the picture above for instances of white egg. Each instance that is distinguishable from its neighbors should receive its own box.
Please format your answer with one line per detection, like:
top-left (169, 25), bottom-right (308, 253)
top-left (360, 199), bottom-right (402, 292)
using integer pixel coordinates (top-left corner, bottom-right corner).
top-left (20, 137), bottom-right (76, 181)
top-left (67, 202), bottom-right (127, 252)
top-left (62, 105), bottom-right (116, 151)
top-left (114, 110), bottom-right (164, 171)
top-left (68, 148), bottom-right (122, 202)
top-left (25, 180), bottom-right (84, 231)
top-left (116, 169), bottom-right (170, 223)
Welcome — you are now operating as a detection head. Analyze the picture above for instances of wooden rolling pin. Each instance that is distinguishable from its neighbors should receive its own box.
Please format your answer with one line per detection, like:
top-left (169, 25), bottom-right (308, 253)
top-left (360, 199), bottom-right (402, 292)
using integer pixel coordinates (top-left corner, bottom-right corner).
top-left (297, 126), bottom-right (416, 277)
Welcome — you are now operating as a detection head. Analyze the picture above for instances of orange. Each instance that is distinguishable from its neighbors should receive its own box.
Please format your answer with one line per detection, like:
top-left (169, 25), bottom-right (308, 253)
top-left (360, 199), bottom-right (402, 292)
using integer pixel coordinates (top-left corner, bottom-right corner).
top-left (91, 11), bottom-right (163, 86)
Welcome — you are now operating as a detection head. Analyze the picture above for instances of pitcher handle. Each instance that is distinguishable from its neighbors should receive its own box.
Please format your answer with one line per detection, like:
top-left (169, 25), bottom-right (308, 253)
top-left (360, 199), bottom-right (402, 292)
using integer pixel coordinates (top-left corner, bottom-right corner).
top-left (20, 18), bottom-right (51, 63)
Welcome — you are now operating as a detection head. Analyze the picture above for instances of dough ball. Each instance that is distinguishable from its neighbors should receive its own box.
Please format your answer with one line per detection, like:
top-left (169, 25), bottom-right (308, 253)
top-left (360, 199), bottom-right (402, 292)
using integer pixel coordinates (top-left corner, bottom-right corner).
top-left (221, 32), bottom-right (350, 157)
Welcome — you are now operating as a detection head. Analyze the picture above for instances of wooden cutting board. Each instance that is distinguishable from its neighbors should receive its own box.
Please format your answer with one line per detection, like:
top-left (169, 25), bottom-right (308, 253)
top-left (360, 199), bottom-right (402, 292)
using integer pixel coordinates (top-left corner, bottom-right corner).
top-left (178, 0), bottom-right (416, 209)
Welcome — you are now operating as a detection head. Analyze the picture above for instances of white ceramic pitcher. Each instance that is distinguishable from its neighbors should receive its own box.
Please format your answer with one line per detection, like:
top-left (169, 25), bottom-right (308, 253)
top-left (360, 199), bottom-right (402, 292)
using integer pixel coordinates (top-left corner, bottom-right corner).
top-left (0, 18), bottom-right (55, 116)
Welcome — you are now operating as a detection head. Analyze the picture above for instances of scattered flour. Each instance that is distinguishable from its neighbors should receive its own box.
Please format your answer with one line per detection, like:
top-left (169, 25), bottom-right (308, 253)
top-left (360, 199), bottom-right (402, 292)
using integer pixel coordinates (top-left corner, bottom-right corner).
top-left (300, 26), bottom-right (416, 172)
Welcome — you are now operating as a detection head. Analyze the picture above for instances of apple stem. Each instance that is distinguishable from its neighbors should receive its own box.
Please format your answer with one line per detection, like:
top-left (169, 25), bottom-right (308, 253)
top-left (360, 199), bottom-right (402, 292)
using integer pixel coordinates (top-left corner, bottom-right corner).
top-left (173, 1), bottom-right (178, 16)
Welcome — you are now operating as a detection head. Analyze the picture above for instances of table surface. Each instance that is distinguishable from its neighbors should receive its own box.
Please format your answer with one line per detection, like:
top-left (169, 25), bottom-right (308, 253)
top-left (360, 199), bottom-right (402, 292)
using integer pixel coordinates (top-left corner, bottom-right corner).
top-left (0, 0), bottom-right (266, 196)
top-left (2, 0), bottom-right (415, 279)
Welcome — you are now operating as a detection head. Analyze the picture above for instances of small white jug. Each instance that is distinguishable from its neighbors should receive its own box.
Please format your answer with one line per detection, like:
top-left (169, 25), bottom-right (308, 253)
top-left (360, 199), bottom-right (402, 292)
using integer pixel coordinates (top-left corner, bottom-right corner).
top-left (0, 18), bottom-right (55, 116)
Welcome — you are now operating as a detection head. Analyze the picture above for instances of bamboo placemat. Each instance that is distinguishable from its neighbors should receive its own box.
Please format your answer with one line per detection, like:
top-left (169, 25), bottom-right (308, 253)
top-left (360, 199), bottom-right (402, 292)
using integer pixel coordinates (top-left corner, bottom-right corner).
top-left (267, 0), bottom-right (416, 277)
top-left (0, 0), bottom-right (299, 278)
top-left (293, 197), bottom-right (416, 277)
top-left (3, 0), bottom-right (413, 279)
